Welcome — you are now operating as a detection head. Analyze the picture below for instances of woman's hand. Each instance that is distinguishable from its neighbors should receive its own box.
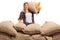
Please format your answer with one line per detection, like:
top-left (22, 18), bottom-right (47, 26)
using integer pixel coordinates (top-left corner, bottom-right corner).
top-left (18, 19), bottom-right (23, 23)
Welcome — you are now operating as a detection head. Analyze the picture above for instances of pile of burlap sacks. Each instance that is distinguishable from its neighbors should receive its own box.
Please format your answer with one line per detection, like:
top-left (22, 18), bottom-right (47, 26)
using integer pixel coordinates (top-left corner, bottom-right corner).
top-left (0, 2), bottom-right (60, 40)
top-left (0, 21), bottom-right (60, 40)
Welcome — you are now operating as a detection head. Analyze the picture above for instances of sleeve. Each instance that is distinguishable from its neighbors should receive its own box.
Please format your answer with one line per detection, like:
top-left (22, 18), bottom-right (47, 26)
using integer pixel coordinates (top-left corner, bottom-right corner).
top-left (18, 12), bottom-right (23, 20)
top-left (32, 13), bottom-right (34, 23)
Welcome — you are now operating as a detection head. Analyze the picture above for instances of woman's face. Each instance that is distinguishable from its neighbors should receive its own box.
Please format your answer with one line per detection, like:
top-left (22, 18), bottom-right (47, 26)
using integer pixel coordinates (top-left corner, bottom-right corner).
top-left (24, 3), bottom-right (29, 10)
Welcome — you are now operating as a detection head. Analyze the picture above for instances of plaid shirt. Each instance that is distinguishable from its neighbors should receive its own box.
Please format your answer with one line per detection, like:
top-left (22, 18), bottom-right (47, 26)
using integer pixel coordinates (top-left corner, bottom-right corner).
top-left (18, 11), bottom-right (34, 23)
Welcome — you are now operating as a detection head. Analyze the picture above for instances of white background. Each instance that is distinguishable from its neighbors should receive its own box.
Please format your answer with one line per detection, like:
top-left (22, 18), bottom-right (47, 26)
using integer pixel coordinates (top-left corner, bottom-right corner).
top-left (0, 0), bottom-right (60, 26)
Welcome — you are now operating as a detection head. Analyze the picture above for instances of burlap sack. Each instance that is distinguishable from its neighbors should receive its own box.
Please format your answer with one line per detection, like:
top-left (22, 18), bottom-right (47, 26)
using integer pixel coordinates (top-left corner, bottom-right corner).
top-left (0, 32), bottom-right (11, 40)
top-left (28, 2), bottom-right (41, 14)
top-left (53, 32), bottom-right (60, 40)
top-left (14, 22), bottom-right (26, 31)
top-left (31, 34), bottom-right (46, 40)
top-left (41, 21), bottom-right (60, 35)
top-left (45, 36), bottom-right (52, 40)
top-left (0, 21), bottom-right (17, 36)
top-left (11, 32), bottom-right (33, 40)
top-left (23, 24), bottom-right (41, 35)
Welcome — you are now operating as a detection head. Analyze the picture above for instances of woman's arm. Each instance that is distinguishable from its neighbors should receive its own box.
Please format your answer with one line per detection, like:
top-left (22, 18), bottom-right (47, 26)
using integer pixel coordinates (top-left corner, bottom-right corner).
top-left (18, 12), bottom-right (23, 22)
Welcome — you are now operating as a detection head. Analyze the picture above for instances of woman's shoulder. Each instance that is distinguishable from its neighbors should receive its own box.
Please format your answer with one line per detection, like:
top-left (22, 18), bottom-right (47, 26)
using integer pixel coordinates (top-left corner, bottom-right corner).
top-left (20, 11), bottom-right (25, 15)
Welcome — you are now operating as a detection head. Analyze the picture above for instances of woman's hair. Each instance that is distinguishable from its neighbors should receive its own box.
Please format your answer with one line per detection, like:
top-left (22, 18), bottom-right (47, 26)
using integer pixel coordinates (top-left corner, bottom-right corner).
top-left (23, 2), bottom-right (28, 6)
top-left (23, 2), bottom-right (33, 13)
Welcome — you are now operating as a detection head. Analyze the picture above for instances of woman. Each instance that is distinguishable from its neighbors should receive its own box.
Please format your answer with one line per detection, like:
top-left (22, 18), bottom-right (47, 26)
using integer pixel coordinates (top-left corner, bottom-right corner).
top-left (18, 2), bottom-right (34, 26)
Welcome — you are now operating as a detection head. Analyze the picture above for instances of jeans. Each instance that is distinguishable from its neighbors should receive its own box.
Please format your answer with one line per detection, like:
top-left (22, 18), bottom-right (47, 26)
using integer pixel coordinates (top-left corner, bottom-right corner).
top-left (25, 23), bottom-right (32, 26)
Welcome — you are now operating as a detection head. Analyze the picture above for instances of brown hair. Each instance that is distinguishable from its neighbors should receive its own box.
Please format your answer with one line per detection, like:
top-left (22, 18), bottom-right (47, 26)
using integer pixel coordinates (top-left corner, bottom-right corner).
top-left (23, 2), bottom-right (33, 13)
top-left (23, 2), bottom-right (28, 6)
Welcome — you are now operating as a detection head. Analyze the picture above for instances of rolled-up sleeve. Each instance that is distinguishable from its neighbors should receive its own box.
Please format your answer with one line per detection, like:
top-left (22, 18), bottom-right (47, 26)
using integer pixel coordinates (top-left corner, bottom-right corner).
top-left (18, 12), bottom-right (23, 20)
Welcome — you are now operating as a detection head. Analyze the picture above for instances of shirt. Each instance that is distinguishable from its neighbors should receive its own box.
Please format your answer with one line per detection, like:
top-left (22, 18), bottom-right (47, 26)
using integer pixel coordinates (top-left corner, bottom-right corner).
top-left (25, 12), bottom-right (32, 23)
top-left (18, 11), bottom-right (34, 23)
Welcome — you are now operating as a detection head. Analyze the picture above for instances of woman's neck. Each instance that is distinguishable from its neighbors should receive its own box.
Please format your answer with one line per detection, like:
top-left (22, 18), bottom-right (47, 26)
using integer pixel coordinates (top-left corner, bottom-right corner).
top-left (24, 9), bottom-right (29, 13)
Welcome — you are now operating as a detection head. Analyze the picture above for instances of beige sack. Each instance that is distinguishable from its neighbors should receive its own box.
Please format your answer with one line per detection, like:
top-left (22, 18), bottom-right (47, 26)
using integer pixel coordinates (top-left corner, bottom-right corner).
top-left (0, 21), bottom-right (17, 36)
top-left (28, 2), bottom-right (41, 14)
top-left (11, 32), bottom-right (33, 40)
top-left (41, 21), bottom-right (60, 35)
top-left (23, 24), bottom-right (41, 35)
top-left (0, 32), bottom-right (11, 40)
top-left (53, 32), bottom-right (60, 40)
top-left (14, 22), bottom-right (26, 31)
top-left (31, 34), bottom-right (46, 40)
top-left (46, 36), bottom-right (52, 40)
